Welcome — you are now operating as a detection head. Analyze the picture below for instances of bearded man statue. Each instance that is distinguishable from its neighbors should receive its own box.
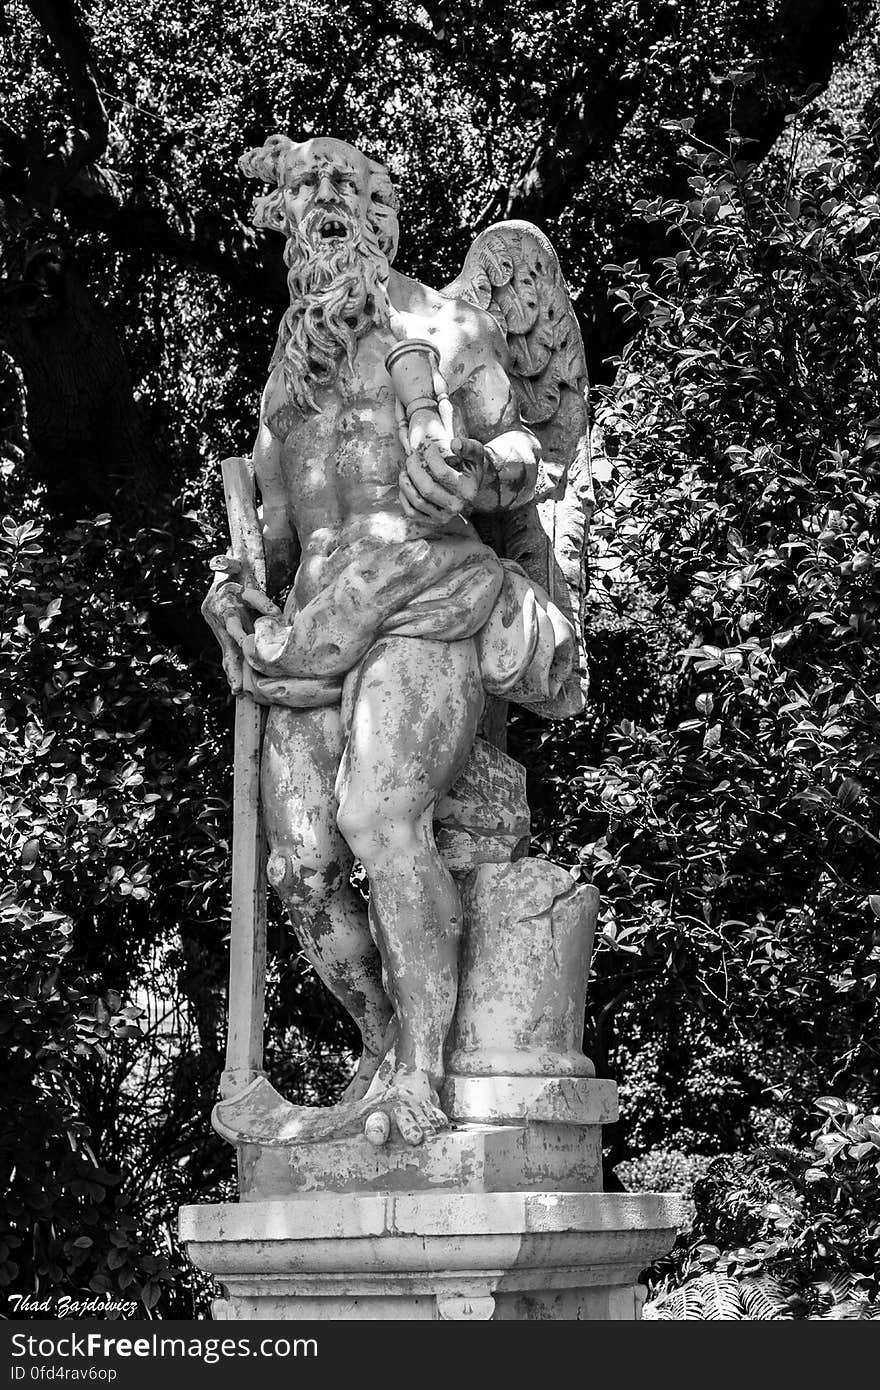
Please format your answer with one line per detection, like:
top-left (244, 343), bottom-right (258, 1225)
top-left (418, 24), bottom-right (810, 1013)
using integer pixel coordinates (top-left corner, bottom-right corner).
top-left (203, 136), bottom-right (588, 1149)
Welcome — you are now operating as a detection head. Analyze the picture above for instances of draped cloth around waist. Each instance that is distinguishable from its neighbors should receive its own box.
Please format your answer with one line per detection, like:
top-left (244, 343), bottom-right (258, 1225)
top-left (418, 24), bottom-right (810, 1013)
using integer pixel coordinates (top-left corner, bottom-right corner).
top-left (240, 530), bottom-right (575, 711)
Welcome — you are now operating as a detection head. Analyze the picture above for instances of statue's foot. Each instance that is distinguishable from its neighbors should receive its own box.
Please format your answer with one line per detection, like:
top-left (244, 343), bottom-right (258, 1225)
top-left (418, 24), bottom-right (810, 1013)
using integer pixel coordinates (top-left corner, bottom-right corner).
top-left (362, 1069), bottom-right (449, 1147)
top-left (210, 1058), bottom-right (449, 1149)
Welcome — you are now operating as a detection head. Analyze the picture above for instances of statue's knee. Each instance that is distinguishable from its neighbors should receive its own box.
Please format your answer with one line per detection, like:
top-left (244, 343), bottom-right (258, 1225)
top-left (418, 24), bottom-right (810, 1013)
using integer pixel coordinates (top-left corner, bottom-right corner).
top-left (336, 802), bottom-right (419, 865)
top-left (267, 848), bottom-right (343, 904)
top-left (335, 802), bottom-right (370, 858)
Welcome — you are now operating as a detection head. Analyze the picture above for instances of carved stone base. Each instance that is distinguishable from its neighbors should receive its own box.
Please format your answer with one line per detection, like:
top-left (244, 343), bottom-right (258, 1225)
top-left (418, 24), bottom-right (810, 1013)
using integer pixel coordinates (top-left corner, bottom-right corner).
top-left (239, 1121), bottom-right (604, 1199)
top-left (238, 1079), bottom-right (617, 1199)
top-left (179, 1191), bottom-right (689, 1321)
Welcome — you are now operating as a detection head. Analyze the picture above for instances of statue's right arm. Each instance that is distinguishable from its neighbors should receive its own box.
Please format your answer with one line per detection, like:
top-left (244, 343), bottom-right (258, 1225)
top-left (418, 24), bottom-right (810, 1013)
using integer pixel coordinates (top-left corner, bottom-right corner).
top-left (201, 391), bottom-right (298, 694)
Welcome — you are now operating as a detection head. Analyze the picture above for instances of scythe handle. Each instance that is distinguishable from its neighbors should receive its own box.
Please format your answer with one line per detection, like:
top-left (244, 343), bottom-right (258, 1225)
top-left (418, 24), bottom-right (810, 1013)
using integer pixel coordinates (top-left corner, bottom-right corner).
top-left (218, 456), bottom-right (268, 1099)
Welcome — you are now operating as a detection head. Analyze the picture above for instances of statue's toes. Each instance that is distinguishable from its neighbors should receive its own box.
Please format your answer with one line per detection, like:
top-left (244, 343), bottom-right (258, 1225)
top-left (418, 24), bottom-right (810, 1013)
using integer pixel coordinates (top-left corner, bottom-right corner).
top-left (393, 1102), bottom-right (426, 1147)
top-left (363, 1110), bottom-right (391, 1146)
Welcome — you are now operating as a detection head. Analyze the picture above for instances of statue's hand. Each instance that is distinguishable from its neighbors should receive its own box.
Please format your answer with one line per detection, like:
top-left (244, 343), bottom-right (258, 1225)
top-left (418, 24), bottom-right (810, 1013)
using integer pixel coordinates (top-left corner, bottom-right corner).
top-left (448, 436), bottom-right (487, 475)
top-left (202, 565), bottom-right (283, 694)
top-left (399, 437), bottom-right (484, 525)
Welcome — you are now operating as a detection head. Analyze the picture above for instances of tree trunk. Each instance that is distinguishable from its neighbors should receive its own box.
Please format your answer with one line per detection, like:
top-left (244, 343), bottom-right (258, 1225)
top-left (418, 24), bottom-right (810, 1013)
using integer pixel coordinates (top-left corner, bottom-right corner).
top-left (0, 240), bottom-right (160, 519)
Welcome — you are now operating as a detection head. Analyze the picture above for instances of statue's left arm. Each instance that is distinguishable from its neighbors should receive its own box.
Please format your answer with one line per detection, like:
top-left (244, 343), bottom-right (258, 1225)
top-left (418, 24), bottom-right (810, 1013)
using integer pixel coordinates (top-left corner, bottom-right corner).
top-left (398, 321), bottom-right (540, 525)
top-left (449, 323), bottom-right (540, 512)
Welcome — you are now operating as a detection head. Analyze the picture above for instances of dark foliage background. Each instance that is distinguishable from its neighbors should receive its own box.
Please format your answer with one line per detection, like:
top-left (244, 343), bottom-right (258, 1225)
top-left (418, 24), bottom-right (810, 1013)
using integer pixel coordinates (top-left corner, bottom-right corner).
top-left (1, 0), bottom-right (878, 1316)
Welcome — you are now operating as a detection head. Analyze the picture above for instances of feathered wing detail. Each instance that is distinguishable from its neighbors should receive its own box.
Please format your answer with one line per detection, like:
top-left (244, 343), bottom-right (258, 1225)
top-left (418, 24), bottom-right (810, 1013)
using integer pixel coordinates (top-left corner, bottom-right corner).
top-left (442, 220), bottom-right (592, 718)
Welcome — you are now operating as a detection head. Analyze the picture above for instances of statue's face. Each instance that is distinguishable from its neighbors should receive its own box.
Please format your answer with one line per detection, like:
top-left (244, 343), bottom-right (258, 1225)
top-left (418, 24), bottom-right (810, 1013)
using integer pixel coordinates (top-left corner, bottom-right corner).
top-left (284, 139), bottom-right (373, 251)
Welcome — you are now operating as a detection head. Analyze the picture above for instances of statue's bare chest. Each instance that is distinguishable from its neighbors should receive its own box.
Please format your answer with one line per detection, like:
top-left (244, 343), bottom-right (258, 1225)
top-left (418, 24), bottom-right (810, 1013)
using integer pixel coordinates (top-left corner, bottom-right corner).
top-left (266, 330), bottom-right (403, 446)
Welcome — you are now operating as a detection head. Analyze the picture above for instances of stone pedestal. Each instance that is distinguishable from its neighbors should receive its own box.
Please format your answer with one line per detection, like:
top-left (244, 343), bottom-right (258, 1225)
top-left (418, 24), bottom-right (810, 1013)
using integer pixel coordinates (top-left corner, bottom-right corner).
top-left (180, 1190), bottom-right (688, 1321)
top-left (236, 1078), bottom-right (615, 1200)
top-left (181, 1073), bottom-right (690, 1319)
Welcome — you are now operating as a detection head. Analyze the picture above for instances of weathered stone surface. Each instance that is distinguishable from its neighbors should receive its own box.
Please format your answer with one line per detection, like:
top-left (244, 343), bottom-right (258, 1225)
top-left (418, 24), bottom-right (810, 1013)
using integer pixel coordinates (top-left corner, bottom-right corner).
top-left (238, 1120), bottom-right (603, 1199)
top-left (447, 860), bottom-right (598, 1079)
top-left (446, 220), bottom-right (594, 719)
top-left (434, 737), bottom-right (530, 872)
top-left (179, 1191), bottom-right (691, 1321)
top-left (441, 1076), bottom-right (617, 1126)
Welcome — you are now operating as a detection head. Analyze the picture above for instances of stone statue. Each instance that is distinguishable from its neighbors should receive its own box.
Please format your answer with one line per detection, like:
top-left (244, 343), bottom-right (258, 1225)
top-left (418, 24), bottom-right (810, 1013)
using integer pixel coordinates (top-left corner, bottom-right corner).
top-left (183, 136), bottom-right (688, 1321)
top-left (202, 135), bottom-right (594, 1151)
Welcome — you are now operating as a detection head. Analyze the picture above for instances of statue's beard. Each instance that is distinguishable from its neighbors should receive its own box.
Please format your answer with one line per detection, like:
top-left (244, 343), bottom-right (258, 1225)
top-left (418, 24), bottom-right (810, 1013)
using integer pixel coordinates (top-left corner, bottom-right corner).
top-left (277, 208), bottom-right (391, 412)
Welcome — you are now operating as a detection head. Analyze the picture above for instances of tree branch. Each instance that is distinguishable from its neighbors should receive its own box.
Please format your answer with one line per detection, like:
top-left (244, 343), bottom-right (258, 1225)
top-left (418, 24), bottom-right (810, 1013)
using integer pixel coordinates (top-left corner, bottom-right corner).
top-left (0, 148), bottom-right (285, 309)
top-left (698, 0), bottom-right (857, 161)
top-left (497, 0), bottom-right (860, 229)
top-left (486, 77), bottom-right (642, 228)
top-left (23, 0), bottom-right (109, 202)
top-left (3, 2), bottom-right (282, 307)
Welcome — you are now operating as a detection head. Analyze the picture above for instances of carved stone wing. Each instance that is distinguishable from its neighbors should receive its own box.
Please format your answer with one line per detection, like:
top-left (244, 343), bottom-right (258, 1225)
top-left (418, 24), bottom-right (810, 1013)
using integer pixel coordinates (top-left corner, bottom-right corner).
top-left (442, 220), bottom-right (592, 718)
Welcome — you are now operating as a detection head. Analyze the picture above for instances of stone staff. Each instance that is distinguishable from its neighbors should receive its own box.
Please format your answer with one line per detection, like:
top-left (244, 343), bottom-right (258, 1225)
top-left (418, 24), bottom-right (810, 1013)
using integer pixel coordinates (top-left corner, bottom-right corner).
top-left (215, 456), bottom-right (268, 1099)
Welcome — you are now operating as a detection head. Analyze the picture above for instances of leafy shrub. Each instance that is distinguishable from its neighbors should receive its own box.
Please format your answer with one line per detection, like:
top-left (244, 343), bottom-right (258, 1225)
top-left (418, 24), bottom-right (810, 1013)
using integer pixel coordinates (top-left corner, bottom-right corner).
top-left (531, 111), bottom-right (880, 1160)
top-left (644, 1095), bottom-right (880, 1318)
top-left (615, 1148), bottom-right (717, 1196)
top-left (0, 499), bottom-right (232, 1314)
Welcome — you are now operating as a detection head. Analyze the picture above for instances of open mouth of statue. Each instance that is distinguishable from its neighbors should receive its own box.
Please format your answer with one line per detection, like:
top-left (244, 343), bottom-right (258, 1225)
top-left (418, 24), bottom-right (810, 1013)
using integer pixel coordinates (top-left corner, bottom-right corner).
top-left (319, 217), bottom-right (347, 242)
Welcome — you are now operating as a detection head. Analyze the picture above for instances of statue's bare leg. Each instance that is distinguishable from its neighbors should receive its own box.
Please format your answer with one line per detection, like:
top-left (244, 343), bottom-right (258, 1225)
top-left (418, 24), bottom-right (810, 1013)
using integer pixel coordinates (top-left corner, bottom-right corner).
top-left (261, 704), bottom-right (394, 1101)
top-left (336, 634), bottom-right (483, 1143)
